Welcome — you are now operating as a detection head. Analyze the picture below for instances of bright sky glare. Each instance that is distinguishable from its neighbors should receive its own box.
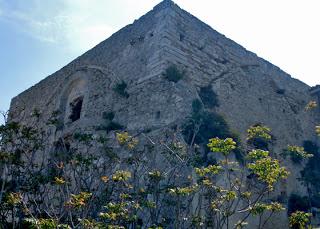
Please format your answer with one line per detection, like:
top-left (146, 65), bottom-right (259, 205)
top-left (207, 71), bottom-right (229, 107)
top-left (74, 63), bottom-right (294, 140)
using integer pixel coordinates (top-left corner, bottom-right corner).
top-left (0, 0), bottom-right (319, 121)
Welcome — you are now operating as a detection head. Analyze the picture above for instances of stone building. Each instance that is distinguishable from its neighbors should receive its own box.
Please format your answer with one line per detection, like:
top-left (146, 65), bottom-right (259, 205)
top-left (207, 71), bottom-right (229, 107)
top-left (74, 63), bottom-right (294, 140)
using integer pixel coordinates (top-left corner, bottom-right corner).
top-left (8, 0), bottom-right (320, 227)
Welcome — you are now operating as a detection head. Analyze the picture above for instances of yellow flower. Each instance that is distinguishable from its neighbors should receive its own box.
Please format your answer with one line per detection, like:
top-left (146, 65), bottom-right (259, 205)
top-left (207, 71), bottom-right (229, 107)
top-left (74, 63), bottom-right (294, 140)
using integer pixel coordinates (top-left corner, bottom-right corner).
top-left (112, 170), bottom-right (132, 182)
top-left (66, 192), bottom-right (92, 209)
top-left (116, 132), bottom-right (139, 149)
top-left (116, 132), bottom-right (130, 145)
top-left (202, 179), bottom-right (213, 186)
top-left (316, 126), bottom-right (320, 136)
top-left (54, 177), bottom-right (66, 185)
top-left (6, 192), bottom-right (22, 206)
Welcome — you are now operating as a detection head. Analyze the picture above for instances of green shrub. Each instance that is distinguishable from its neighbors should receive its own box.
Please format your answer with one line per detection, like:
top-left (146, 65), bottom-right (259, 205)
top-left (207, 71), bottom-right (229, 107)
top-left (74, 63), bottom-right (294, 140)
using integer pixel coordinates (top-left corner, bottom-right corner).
top-left (183, 99), bottom-right (243, 164)
top-left (113, 81), bottom-right (129, 98)
top-left (182, 111), bottom-right (230, 146)
top-left (164, 65), bottom-right (184, 83)
top-left (199, 86), bottom-right (219, 108)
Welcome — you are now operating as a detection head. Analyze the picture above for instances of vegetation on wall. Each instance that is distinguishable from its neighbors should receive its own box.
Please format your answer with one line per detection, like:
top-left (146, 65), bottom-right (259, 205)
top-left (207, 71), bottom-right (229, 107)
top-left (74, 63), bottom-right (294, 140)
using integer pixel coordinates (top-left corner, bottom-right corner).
top-left (163, 65), bottom-right (184, 83)
top-left (199, 85), bottom-right (219, 108)
top-left (182, 99), bottom-right (244, 164)
top-left (113, 81), bottom-right (129, 98)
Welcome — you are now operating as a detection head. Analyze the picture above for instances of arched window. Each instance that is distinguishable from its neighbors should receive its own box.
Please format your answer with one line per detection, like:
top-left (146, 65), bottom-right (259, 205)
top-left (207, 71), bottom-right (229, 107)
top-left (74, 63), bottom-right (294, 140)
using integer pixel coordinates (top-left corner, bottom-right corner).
top-left (59, 76), bottom-right (88, 126)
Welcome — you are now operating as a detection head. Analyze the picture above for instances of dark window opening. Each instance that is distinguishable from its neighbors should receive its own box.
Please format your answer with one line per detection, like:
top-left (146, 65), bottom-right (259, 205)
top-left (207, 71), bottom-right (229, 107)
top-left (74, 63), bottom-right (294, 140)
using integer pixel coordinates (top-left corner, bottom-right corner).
top-left (156, 111), bottom-right (161, 119)
top-left (69, 97), bottom-right (83, 122)
top-left (179, 33), bottom-right (185, 42)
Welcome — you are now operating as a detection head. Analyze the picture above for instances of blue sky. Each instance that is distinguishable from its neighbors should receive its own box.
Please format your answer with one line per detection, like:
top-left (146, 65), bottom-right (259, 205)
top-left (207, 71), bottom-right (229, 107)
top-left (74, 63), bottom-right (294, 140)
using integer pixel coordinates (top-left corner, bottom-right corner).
top-left (1, 0), bottom-right (320, 123)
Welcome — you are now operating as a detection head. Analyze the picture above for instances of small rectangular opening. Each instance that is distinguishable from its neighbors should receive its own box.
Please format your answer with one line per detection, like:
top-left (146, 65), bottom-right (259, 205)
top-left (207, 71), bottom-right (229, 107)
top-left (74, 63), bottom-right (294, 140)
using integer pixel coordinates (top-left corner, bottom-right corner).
top-left (69, 96), bottom-right (83, 122)
top-left (179, 33), bottom-right (185, 42)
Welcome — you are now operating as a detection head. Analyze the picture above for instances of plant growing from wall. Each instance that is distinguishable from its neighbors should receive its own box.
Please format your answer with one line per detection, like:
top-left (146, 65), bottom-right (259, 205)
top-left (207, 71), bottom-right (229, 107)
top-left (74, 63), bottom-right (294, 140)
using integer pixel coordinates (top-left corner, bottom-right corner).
top-left (182, 99), bottom-right (244, 164)
top-left (113, 81), bottom-right (129, 98)
top-left (199, 85), bottom-right (219, 108)
top-left (163, 65), bottom-right (184, 83)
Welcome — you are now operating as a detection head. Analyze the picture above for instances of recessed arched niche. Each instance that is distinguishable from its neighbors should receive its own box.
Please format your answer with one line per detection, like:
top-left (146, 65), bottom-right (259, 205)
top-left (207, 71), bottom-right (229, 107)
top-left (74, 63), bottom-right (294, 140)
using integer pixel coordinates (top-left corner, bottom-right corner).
top-left (59, 72), bottom-right (88, 126)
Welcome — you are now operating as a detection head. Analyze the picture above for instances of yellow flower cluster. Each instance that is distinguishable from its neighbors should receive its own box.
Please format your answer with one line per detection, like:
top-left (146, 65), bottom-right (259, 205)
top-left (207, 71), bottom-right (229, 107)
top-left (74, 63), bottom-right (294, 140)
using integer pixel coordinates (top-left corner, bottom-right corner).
top-left (168, 184), bottom-right (199, 196)
top-left (112, 170), bottom-right (132, 182)
top-left (99, 202), bottom-right (130, 222)
top-left (195, 165), bottom-right (222, 177)
top-left (66, 192), bottom-right (92, 209)
top-left (248, 157), bottom-right (289, 191)
top-left (247, 125), bottom-right (271, 141)
top-left (207, 137), bottom-right (236, 156)
top-left (148, 170), bottom-right (163, 181)
top-left (250, 202), bottom-right (285, 215)
top-left (316, 126), bottom-right (320, 136)
top-left (6, 192), bottom-right (22, 206)
top-left (54, 177), bottom-right (66, 185)
top-left (287, 145), bottom-right (313, 159)
top-left (116, 132), bottom-right (139, 149)
top-left (305, 100), bottom-right (317, 110)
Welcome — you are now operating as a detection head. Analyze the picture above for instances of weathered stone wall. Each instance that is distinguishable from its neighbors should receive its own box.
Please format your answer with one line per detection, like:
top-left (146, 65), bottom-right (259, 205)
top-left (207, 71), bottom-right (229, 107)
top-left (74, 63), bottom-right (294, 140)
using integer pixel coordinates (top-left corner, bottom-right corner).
top-left (9, 0), bottom-right (320, 227)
